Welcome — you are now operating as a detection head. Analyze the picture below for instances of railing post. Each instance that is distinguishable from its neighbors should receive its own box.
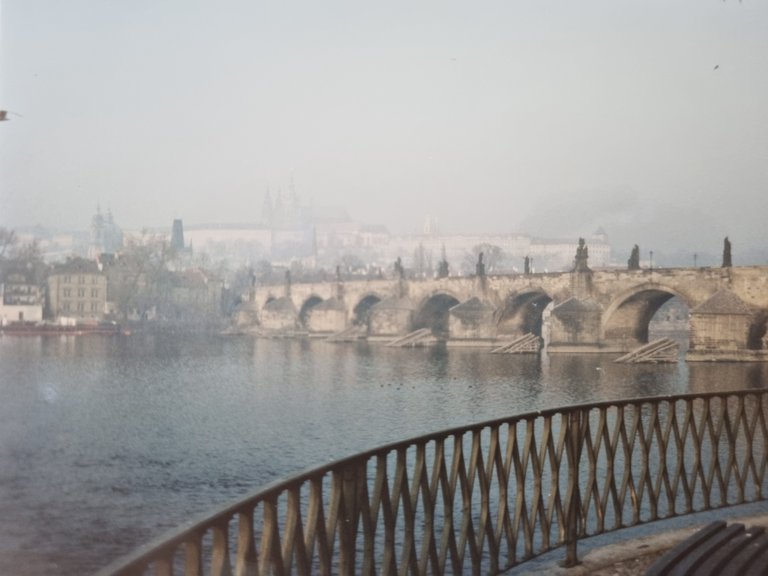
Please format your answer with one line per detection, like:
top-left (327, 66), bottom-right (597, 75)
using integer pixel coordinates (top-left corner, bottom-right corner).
top-left (236, 510), bottom-right (258, 576)
top-left (185, 533), bottom-right (203, 576)
top-left (561, 409), bottom-right (582, 567)
top-left (154, 558), bottom-right (172, 576)
top-left (338, 462), bottom-right (363, 576)
top-left (211, 522), bottom-right (234, 576)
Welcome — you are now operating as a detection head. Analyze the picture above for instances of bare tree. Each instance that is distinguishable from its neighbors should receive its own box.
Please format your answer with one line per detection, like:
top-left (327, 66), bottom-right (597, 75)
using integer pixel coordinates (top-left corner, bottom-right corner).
top-left (0, 228), bottom-right (47, 284)
top-left (107, 231), bottom-right (177, 320)
top-left (462, 243), bottom-right (505, 275)
top-left (412, 243), bottom-right (432, 278)
top-left (0, 227), bottom-right (17, 261)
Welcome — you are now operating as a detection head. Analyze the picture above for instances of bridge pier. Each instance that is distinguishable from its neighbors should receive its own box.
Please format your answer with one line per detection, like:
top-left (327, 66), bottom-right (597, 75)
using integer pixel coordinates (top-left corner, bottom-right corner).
top-left (305, 298), bottom-right (347, 334)
top-left (547, 297), bottom-right (605, 353)
top-left (260, 297), bottom-right (298, 332)
top-left (687, 290), bottom-right (768, 361)
top-left (448, 298), bottom-right (497, 343)
top-left (368, 297), bottom-right (414, 340)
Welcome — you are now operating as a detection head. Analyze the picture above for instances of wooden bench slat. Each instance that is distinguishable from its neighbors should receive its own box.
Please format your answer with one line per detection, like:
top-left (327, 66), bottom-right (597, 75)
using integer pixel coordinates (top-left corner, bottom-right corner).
top-left (740, 537), bottom-right (768, 576)
top-left (647, 522), bottom-right (768, 576)
top-left (697, 525), bottom-right (765, 576)
top-left (645, 521), bottom-right (727, 576)
top-left (669, 523), bottom-right (746, 576)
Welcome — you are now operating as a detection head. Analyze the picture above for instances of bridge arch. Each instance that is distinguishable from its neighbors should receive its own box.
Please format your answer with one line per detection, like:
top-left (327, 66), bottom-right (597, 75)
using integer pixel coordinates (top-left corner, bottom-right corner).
top-left (352, 294), bottom-right (382, 326)
top-left (602, 284), bottom-right (693, 349)
top-left (298, 295), bottom-right (324, 328)
top-left (497, 290), bottom-right (554, 337)
top-left (413, 292), bottom-right (461, 335)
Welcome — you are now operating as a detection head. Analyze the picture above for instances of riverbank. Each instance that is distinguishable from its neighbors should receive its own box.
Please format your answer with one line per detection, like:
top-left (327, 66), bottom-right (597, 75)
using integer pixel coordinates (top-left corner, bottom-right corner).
top-left (0, 321), bottom-right (128, 336)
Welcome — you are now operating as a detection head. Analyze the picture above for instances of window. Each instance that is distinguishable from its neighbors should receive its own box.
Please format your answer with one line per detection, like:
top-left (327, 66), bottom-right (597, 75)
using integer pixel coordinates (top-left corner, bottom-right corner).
top-left (91, 288), bottom-right (99, 298)
top-left (63, 275), bottom-right (71, 283)
top-left (63, 288), bottom-right (71, 297)
top-left (77, 302), bottom-right (84, 312)
top-left (63, 302), bottom-right (70, 311)
top-left (90, 302), bottom-right (99, 312)
top-left (78, 288), bottom-right (85, 298)
top-left (78, 276), bottom-right (85, 284)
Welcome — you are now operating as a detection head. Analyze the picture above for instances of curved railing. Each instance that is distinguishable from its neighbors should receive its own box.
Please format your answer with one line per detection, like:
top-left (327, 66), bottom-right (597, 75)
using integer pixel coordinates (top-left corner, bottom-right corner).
top-left (95, 390), bottom-right (768, 575)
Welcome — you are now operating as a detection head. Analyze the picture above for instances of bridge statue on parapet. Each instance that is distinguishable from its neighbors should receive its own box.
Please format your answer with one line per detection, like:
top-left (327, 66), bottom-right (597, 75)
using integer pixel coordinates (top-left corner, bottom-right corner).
top-left (437, 258), bottom-right (449, 279)
top-left (628, 245), bottom-right (641, 270)
top-left (476, 252), bottom-right (485, 277)
top-left (573, 238), bottom-right (590, 272)
top-left (722, 237), bottom-right (732, 268)
top-left (437, 245), bottom-right (450, 279)
top-left (394, 257), bottom-right (405, 279)
top-left (524, 255), bottom-right (531, 275)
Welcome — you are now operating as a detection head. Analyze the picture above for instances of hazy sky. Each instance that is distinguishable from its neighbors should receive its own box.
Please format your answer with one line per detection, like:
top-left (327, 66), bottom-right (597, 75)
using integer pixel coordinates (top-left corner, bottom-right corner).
top-left (1, 0), bottom-right (767, 256)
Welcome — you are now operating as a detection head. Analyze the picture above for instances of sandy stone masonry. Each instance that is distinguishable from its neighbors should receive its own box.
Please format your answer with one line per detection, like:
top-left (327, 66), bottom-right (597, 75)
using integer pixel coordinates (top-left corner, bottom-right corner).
top-left (238, 266), bottom-right (768, 361)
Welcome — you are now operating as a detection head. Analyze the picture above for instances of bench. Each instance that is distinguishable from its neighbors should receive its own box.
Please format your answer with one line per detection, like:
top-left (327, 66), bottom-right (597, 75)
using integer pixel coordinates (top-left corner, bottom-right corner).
top-left (646, 520), bottom-right (768, 575)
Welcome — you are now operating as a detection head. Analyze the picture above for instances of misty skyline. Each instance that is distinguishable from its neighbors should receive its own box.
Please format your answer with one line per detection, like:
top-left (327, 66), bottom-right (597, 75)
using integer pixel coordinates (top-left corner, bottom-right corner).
top-left (2, 1), bottom-right (767, 256)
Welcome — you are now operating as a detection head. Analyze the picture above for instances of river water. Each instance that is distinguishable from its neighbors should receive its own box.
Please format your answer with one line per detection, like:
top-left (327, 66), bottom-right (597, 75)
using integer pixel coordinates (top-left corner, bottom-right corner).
top-left (1, 331), bottom-right (767, 575)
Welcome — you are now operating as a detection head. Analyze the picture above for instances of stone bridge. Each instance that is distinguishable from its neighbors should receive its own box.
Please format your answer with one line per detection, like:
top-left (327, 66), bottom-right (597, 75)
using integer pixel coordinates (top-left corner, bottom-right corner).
top-left (237, 266), bottom-right (768, 361)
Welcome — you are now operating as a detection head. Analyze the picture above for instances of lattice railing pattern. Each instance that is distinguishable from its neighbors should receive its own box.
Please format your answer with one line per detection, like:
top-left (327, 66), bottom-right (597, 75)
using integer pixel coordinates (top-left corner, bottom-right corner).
top-left (95, 390), bottom-right (768, 576)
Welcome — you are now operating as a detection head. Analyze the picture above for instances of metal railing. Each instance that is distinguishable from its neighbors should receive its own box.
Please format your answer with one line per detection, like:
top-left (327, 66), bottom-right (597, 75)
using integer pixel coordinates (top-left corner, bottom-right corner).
top-left (95, 390), bottom-right (768, 575)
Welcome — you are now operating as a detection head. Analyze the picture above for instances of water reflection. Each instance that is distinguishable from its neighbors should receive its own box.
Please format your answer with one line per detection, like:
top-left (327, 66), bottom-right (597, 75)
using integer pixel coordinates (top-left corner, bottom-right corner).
top-left (0, 333), bottom-right (765, 575)
top-left (688, 362), bottom-right (768, 394)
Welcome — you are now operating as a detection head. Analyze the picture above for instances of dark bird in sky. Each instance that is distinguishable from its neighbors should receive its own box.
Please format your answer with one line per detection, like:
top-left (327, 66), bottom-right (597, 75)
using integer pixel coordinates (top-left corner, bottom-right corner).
top-left (713, 64), bottom-right (720, 71)
top-left (0, 110), bottom-right (22, 121)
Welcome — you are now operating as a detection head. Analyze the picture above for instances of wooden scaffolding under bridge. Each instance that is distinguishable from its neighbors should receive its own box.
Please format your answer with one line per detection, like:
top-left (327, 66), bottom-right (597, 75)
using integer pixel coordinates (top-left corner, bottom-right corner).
top-left (326, 325), bottom-right (367, 342)
top-left (490, 333), bottom-right (542, 354)
top-left (386, 328), bottom-right (437, 347)
top-left (614, 337), bottom-right (680, 364)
